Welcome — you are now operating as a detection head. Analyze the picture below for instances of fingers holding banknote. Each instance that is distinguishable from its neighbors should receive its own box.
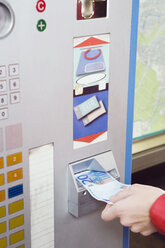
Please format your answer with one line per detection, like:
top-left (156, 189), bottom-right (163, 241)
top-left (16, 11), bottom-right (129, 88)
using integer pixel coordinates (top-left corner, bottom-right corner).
top-left (101, 184), bottom-right (164, 236)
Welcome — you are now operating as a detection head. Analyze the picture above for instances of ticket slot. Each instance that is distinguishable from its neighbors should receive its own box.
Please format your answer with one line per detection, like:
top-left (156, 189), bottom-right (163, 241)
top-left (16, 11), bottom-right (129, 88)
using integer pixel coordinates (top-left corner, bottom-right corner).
top-left (68, 151), bottom-right (120, 217)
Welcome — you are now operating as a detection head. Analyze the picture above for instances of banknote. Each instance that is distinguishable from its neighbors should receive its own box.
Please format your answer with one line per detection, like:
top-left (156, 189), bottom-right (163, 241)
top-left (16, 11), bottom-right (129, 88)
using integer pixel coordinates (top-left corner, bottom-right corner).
top-left (75, 169), bottom-right (128, 204)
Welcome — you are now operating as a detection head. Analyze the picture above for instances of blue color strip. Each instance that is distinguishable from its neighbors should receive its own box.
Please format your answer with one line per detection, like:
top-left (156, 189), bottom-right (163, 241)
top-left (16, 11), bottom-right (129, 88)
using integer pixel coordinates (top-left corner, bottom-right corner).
top-left (123, 0), bottom-right (140, 248)
top-left (8, 184), bottom-right (23, 199)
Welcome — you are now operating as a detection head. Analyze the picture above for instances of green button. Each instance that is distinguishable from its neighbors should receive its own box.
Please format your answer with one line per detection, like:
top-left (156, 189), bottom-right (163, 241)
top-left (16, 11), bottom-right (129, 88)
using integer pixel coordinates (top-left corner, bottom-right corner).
top-left (37, 19), bottom-right (47, 32)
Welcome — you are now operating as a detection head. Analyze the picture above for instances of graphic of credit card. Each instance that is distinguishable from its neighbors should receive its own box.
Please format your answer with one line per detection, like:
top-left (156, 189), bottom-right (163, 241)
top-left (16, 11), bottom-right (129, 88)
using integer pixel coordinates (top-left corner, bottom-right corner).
top-left (74, 96), bottom-right (100, 120)
top-left (76, 49), bottom-right (105, 76)
top-left (82, 100), bottom-right (106, 126)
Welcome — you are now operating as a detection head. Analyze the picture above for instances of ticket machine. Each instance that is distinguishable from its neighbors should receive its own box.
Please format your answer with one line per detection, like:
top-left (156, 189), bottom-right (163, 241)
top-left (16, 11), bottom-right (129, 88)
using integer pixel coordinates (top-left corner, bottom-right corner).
top-left (0, 0), bottom-right (139, 247)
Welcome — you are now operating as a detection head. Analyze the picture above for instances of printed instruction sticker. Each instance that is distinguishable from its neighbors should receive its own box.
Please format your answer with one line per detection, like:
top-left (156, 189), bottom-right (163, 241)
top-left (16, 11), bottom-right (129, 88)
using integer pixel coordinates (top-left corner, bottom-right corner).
top-left (73, 34), bottom-right (110, 149)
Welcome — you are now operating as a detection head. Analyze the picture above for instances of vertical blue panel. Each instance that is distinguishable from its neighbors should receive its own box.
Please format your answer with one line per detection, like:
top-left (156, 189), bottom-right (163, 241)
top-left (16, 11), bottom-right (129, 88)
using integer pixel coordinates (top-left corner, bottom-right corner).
top-left (123, 0), bottom-right (140, 248)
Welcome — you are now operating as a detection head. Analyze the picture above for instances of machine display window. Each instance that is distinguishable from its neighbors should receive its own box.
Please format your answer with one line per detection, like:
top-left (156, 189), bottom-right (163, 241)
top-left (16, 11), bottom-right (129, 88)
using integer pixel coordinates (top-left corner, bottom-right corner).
top-left (77, 0), bottom-right (107, 20)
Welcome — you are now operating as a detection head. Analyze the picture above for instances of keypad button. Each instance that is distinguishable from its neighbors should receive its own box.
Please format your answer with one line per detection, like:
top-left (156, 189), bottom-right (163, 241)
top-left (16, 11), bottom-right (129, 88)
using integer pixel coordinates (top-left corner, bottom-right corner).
top-left (36, 0), bottom-right (46, 12)
top-left (9, 78), bottom-right (20, 90)
top-left (6, 124), bottom-right (22, 150)
top-left (9, 199), bottom-right (24, 214)
top-left (10, 92), bottom-right (20, 104)
top-left (9, 214), bottom-right (24, 230)
top-left (0, 221), bottom-right (6, 234)
top-left (7, 152), bottom-right (22, 166)
top-left (0, 66), bottom-right (6, 78)
top-left (0, 94), bottom-right (8, 106)
top-left (9, 230), bottom-right (24, 245)
top-left (0, 158), bottom-right (4, 169)
top-left (0, 108), bottom-right (8, 120)
top-left (0, 80), bottom-right (7, 92)
top-left (0, 237), bottom-right (7, 247)
top-left (8, 168), bottom-right (23, 183)
top-left (0, 190), bottom-right (5, 202)
top-left (9, 64), bottom-right (19, 77)
top-left (8, 184), bottom-right (23, 199)
top-left (0, 129), bottom-right (3, 152)
top-left (0, 206), bottom-right (6, 218)
top-left (0, 174), bottom-right (5, 186)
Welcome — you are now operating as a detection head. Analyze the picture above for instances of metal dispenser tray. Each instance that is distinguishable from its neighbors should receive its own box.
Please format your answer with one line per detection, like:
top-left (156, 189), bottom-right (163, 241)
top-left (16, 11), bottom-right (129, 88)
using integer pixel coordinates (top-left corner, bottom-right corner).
top-left (68, 151), bottom-right (120, 217)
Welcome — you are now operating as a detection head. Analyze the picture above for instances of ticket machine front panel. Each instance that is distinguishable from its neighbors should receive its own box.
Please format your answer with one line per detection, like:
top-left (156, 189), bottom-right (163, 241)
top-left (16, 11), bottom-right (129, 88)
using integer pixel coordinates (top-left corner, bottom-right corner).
top-left (0, 0), bottom-right (139, 247)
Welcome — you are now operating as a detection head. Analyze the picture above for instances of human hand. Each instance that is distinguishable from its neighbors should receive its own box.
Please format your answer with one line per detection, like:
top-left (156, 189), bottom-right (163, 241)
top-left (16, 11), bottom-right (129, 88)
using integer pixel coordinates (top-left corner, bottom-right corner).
top-left (101, 184), bottom-right (165, 236)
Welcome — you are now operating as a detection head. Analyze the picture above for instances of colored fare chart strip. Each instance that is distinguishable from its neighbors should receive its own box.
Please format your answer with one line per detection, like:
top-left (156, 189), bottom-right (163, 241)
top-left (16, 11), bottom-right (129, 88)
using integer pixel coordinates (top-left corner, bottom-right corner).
top-left (29, 144), bottom-right (54, 248)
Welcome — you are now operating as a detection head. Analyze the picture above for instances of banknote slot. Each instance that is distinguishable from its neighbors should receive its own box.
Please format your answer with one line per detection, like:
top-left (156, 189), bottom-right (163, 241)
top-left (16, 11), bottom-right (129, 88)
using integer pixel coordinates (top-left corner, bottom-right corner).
top-left (68, 151), bottom-right (120, 217)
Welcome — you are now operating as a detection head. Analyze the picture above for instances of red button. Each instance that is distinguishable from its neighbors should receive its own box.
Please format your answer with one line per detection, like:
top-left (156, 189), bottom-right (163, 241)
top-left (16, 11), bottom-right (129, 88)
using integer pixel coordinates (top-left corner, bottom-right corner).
top-left (36, 0), bottom-right (46, 12)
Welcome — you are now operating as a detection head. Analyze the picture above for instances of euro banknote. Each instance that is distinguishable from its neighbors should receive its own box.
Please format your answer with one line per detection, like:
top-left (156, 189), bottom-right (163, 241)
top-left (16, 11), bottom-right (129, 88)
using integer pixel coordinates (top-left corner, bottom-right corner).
top-left (75, 169), bottom-right (129, 204)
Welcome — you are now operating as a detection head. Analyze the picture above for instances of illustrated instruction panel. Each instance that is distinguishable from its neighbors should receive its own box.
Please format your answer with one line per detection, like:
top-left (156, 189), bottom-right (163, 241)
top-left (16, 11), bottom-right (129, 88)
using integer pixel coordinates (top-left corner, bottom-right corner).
top-left (73, 34), bottom-right (110, 149)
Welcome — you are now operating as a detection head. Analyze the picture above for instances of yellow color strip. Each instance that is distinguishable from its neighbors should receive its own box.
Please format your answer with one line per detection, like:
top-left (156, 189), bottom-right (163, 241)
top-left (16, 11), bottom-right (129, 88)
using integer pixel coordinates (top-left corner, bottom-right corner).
top-left (17, 245), bottom-right (24, 248)
top-left (0, 237), bottom-right (7, 247)
top-left (0, 222), bottom-right (6, 234)
top-left (7, 152), bottom-right (22, 167)
top-left (9, 215), bottom-right (24, 230)
top-left (0, 206), bottom-right (6, 218)
top-left (8, 168), bottom-right (23, 183)
top-left (0, 190), bottom-right (5, 202)
top-left (0, 174), bottom-right (5, 185)
top-left (9, 199), bottom-right (24, 214)
top-left (0, 157), bottom-right (4, 169)
top-left (10, 230), bottom-right (24, 245)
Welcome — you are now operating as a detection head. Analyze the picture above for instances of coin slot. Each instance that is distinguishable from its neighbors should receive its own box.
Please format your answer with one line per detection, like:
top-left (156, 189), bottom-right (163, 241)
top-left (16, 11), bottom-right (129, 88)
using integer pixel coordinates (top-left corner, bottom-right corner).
top-left (77, 0), bottom-right (107, 20)
top-left (0, 1), bottom-right (15, 39)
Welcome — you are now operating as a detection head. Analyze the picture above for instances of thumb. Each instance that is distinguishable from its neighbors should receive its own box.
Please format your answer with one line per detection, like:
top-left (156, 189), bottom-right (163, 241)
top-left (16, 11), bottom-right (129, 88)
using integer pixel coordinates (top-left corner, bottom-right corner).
top-left (101, 203), bottom-right (118, 222)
